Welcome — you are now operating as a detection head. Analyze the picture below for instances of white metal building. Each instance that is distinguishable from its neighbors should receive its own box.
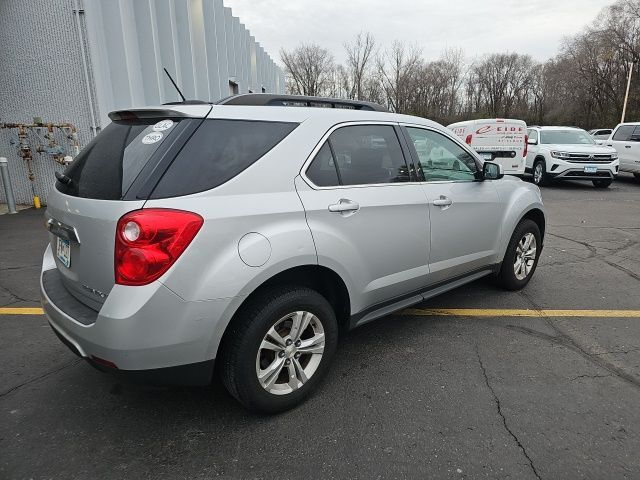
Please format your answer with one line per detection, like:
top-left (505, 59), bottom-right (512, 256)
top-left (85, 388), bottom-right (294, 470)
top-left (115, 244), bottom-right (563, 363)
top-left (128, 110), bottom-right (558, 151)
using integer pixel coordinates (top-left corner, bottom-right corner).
top-left (0, 0), bottom-right (284, 205)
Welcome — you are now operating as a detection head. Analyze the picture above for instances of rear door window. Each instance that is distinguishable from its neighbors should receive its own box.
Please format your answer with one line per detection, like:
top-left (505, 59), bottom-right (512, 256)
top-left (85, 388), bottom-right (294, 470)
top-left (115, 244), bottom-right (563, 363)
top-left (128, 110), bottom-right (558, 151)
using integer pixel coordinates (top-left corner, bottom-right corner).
top-left (613, 125), bottom-right (635, 141)
top-left (328, 125), bottom-right (410, 186)
top-left (305, 143), bottom-right (341, 187)
top-left (150, 120), bottom-right (297, 198)
top-left (58, 119), bottom-right (184, 200)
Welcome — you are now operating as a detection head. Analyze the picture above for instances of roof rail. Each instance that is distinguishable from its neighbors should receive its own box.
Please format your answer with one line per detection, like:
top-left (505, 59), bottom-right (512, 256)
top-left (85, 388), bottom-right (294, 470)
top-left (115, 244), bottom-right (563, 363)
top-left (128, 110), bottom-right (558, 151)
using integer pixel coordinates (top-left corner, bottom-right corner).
top-left (162, 100), bottom-right (212, 106)
top-left (216, 94), bottom-right (389, 112)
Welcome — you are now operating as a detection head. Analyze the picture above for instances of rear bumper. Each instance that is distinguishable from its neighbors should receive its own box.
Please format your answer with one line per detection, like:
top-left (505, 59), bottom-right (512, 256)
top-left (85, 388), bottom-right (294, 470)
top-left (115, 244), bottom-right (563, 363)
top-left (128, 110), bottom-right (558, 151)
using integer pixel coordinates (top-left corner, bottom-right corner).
top-left (40, 245), bottom-right (235, 385)
top-left (47, 320), bottom-right (214, 385)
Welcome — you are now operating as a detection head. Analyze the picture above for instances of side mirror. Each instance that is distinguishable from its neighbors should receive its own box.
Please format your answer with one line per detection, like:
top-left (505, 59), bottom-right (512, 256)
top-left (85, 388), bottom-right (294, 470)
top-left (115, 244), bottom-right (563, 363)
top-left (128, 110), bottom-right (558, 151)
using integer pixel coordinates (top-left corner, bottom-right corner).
top-left (527, 138), bottom-right (538, 145)
top-left (483, 161), bottom-right (503, 180)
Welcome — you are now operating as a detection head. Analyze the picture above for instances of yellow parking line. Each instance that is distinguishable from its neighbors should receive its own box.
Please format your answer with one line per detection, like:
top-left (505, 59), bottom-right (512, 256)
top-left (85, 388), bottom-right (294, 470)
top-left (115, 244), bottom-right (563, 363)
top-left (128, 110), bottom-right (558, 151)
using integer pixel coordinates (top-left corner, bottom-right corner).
top-left (400, 308), bottom-right (640, 318)
top-left (1, 307), bottom-right (639, 318)
top-left (0, 307), bottom-right (44, 315)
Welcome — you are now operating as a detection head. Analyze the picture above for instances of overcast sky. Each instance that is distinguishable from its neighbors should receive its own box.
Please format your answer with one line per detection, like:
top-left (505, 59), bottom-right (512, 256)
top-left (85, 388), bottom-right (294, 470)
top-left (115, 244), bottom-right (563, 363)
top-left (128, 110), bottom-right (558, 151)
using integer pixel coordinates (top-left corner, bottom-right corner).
top-left (225, 0), bottom-right (611, 65)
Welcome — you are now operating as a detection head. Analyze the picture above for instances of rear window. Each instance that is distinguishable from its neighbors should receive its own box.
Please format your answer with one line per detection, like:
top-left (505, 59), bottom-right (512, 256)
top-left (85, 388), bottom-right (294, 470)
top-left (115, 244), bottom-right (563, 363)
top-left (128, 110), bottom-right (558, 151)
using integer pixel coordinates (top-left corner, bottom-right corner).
top-left (58, 119), bottom-right (183, 200)
top-left (149, 119), bottom-right (298, 198)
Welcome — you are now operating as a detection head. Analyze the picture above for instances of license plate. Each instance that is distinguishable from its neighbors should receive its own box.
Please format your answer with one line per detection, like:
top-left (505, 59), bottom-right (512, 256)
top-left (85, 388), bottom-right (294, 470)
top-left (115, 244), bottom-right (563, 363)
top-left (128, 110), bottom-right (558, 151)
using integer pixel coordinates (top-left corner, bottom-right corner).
top-left (584, 165), bottom-right (597, 173)
top-left (481, 153), bottom-right (492, 160)
top-left (56, 237), bottom-right (71, 268)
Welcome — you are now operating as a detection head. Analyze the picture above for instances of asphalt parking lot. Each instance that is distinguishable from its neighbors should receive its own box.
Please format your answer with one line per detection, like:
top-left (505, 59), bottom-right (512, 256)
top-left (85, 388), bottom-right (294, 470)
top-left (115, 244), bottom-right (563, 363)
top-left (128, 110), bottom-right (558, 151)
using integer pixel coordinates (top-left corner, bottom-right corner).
top-left (1, 173), bottom-right (639, 480)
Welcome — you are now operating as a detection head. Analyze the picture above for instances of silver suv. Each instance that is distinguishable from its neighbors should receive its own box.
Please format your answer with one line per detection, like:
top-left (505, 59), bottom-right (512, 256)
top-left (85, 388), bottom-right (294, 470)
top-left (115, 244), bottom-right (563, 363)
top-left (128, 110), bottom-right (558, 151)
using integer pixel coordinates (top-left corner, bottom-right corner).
top-left (41, 94), bottom-right (545, 413)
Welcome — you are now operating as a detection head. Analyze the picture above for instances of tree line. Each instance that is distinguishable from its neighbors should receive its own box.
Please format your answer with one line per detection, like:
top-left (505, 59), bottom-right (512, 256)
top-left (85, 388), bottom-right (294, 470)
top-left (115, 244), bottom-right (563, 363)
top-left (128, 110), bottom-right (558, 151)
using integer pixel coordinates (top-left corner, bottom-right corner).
top-left (280, 0), bottom-right (640, 129)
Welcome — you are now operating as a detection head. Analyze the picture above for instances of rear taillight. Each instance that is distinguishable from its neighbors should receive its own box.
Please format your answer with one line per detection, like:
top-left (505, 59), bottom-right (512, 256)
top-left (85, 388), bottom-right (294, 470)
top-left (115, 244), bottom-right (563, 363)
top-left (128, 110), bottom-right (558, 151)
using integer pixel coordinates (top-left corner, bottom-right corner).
top-left (465, 134), bottom-right (473, 145)
top-left (524, 135), bottom-right (528, 158)
top-left (115, 209), bottom-right (203, 286)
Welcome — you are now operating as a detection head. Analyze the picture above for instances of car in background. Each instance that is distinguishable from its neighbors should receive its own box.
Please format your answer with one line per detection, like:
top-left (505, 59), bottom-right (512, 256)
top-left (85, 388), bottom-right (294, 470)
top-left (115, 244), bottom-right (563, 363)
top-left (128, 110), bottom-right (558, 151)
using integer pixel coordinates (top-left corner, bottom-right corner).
top-left (526, 126), bottom-right (619, 188)
top-left (602, 122), bottom-right (640, 180)
top-left (448, 118), bottom-right (527, 175)
top-left (589, 128), bottom-right (613, 140)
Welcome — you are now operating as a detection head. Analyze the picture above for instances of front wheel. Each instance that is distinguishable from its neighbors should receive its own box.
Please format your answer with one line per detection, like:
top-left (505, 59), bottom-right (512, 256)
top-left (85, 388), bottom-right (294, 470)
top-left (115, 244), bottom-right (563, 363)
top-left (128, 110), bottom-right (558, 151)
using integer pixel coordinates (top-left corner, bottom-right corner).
top-left (592, 179), bottom-right (612, 188)
top-left (532, 159), bottom-right (548, 186)
top-left (220, 286), bottom-right (338, 414)
top-left (497, 219), bottom-right (542, 291)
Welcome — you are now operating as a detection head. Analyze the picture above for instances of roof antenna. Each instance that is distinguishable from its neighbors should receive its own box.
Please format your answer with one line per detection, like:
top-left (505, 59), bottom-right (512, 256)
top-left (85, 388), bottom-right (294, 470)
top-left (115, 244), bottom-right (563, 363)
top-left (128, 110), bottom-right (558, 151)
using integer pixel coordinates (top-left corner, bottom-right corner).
top-left (163, 67), bottom-right (186, 102)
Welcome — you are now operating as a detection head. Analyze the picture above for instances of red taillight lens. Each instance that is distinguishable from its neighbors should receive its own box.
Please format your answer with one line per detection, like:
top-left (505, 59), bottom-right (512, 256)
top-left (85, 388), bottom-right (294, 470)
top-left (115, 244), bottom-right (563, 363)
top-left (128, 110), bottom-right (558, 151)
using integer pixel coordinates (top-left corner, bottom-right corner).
top-left (524, 135), bottom-right (528, 158)
top-left (115, 209), bottom-right (203, 286)
top-left (465, 134), bottom-right (473, 145)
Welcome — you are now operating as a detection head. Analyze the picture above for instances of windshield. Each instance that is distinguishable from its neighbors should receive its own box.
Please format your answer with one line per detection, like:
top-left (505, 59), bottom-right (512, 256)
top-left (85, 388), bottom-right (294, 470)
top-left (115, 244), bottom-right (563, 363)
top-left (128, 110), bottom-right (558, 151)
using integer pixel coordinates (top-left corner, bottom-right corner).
top-left (540, 130), bottom-right (595, 145)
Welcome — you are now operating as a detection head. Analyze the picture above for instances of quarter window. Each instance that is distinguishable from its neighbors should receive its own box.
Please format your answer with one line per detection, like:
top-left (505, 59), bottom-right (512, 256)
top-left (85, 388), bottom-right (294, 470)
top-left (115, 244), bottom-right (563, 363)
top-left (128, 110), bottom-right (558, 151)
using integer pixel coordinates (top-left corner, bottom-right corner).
top-left (406, 127), bottom-right (478, 182)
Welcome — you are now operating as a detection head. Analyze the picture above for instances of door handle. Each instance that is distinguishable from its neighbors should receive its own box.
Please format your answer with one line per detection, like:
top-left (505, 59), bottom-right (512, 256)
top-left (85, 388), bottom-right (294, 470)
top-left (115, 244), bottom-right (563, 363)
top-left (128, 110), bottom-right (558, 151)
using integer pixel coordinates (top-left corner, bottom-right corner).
top-left (432, 196), bottom-right (453, 207)
top-left (328, 199), bottom-right (360, 213)
top-left (625, 145), bottom-right (631, 149)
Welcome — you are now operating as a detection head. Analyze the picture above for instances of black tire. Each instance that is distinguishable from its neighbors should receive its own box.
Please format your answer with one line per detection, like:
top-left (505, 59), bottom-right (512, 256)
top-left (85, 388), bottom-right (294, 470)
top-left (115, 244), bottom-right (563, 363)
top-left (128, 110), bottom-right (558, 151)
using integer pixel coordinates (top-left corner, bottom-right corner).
top-left (219, 286), bottom-right (338, 414)
top-left (532, 158), bottom-right (549, 186)
top-left (592, 179), bottom-right (612, 188)
top-left (497, 219), bottom-right (542, 291)
top-left (634, 173), bottom-right (640, 180)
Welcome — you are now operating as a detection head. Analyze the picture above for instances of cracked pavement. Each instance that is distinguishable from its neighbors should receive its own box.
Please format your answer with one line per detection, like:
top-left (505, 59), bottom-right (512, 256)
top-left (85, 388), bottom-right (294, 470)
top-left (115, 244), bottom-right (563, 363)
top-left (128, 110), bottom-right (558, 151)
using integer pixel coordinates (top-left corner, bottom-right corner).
top-left (1, 172), bottom-right (640, 479)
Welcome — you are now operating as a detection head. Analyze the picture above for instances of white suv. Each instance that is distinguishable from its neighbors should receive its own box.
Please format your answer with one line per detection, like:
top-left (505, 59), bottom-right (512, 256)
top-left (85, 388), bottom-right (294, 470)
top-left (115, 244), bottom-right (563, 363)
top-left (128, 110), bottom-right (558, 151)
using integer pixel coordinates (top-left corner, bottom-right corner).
top-left (526, 126), bottom-right (619, 188)
top-left (603, 122), bottom-right (640, 179)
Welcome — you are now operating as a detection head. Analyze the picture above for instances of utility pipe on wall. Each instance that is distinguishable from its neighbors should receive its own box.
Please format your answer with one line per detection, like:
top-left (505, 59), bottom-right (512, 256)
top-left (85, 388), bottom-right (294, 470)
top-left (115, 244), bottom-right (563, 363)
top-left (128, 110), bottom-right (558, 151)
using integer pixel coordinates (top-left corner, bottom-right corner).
top-left (73, 0), bottom-right (99, 136)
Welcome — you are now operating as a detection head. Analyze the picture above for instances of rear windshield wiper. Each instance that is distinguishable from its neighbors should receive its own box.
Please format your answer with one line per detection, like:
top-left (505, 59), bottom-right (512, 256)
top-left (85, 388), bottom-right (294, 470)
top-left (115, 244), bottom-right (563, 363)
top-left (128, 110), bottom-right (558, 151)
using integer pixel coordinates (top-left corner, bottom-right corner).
top-left (55, 171), bottom-right (74, 186)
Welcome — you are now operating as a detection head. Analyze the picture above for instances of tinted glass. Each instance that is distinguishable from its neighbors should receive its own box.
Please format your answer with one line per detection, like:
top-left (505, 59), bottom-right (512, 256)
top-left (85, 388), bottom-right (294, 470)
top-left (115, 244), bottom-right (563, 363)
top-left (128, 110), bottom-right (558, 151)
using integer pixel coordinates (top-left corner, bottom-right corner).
top-left (540, 129), bottom-right (595, 145)
top-left (328, 125), bottom-right (409, 185)
top-left (613, 125), bottom-right (635, 141)
top-left (151, 120), bottom-right (298, 198)
top-left (58, 119), bottom-right (181, 199)
top-left (306, 143), bottom-right (340, 186)
top-left (406, 127), bottom-right (477, 182)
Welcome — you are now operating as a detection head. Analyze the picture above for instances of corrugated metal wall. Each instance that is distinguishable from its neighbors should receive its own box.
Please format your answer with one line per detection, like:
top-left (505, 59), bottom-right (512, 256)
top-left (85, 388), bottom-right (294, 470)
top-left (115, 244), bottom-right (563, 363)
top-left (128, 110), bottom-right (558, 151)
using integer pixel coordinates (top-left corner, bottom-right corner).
top-left (85, 0), bottom-right (285, 126)
top-left (0, 0), bottom-right (284, 206)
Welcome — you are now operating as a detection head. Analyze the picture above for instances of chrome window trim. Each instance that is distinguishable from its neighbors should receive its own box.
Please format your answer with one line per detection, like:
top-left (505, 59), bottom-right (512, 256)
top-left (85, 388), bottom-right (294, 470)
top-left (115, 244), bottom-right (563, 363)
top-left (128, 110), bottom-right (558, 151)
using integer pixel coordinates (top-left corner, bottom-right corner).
top-left (300, 121), bottom-right (419, 190)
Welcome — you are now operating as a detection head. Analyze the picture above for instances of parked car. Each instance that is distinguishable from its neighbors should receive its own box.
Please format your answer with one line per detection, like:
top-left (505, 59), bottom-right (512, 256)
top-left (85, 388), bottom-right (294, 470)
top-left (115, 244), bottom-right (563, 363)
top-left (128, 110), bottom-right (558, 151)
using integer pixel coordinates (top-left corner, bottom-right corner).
top-left (602, 122), bottom-right (640, 179)
top-left (588, 128), bottom-right (613, 140)
top-left (41, 94), bottom-right (545, 413)
top-left (526, 126), bottom-right (619, 188)
top-left (448, 118), bottom-right (527, 175)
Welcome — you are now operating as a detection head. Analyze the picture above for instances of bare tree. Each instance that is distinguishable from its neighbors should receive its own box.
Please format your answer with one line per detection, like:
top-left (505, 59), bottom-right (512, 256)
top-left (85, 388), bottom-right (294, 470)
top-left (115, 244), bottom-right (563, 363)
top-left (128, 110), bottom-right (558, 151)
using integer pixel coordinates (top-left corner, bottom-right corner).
top-left (344, 32), bottom-right (376, 100)
top-left (377, 41), bottom-right (422, 113)
top-left (280, 43), bottom-right (335, 96)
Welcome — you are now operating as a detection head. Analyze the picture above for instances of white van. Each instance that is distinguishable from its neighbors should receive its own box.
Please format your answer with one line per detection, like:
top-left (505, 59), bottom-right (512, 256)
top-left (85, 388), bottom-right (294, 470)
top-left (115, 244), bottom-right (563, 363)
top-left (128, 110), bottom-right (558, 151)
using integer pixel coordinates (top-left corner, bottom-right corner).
top-left (447, 119), bottom-right (528, 174)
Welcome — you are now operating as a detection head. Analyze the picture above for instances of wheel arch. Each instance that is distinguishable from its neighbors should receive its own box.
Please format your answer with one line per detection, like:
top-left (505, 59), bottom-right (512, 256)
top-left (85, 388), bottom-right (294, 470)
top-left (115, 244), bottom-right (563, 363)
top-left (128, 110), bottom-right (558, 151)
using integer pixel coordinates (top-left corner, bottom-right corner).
top-left (214, 264), bottom-right (351, 360)
top-left (520, 207), bottom-right (546, 242)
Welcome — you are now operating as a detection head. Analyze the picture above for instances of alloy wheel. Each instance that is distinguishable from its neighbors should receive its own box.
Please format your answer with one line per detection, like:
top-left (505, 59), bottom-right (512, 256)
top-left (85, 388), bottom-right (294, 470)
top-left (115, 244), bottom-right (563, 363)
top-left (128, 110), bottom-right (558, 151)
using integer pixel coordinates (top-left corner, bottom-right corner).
top-left (256, 311), bottom-right (325, 395)
top-left (514, 233), bottom-right (537, 280)
top-left (533, 163), bottom-right (543, 184)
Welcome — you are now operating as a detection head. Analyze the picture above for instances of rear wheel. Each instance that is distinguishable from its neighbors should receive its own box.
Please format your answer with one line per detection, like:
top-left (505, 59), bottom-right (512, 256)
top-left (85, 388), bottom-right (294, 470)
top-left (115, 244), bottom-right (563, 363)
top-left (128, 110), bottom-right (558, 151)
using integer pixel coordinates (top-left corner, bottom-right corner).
top-left (497, 219), bottom-right (541, 291)
top-left (532, 159), bottom-right (548, 186)
top-left (592, 179), bottom-right (612, 188)
top-left (220, 286), bottom-right (338, 414)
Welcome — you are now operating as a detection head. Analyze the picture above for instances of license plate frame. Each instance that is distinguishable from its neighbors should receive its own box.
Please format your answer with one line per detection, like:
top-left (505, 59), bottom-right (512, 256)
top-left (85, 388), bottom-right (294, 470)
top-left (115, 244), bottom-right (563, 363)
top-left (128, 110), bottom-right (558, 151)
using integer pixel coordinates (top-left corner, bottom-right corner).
top-left (56, 237), bottom-right (71, 268)
top-left (481, 152), bottom-right (493, 160)
top-left (584, 165), bottom-right (598, 174)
